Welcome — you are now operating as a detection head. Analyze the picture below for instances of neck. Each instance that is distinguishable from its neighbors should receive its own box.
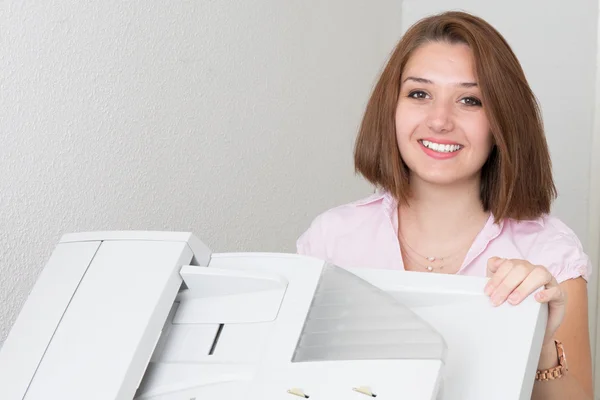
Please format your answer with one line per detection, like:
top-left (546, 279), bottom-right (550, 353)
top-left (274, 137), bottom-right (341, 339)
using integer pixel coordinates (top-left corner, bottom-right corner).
top-left (399, 176), bottom-right (488, 242)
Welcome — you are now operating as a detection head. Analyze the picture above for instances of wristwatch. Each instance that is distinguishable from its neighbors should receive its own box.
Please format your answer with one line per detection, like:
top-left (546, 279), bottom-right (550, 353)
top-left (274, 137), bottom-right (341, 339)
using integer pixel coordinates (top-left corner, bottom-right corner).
top-left (535, 340), bottom-right (567, 381)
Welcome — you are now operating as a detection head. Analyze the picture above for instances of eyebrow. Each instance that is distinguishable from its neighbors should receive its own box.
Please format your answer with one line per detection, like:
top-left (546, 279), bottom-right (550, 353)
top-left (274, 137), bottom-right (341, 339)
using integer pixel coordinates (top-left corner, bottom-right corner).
top-left (403, 76), bottom-right (478, 88)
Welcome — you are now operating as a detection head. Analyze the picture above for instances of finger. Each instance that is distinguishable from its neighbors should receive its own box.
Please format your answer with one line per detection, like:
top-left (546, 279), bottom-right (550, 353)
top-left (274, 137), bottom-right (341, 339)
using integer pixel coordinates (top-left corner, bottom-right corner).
top-left (484, 259), bottom-right (512, 295)
top-left (486, 257), bottom-right (506, 276)
top-left (535, 279), bottom-right (566, 307)
top-left (535, 286), bottom-right (562, 303)
top-left (536, 281), bottom-right (567, 346)
top-left (507, 265), bottom-right (552, 305)
top-left (489, 261), bottom-right (532, 306)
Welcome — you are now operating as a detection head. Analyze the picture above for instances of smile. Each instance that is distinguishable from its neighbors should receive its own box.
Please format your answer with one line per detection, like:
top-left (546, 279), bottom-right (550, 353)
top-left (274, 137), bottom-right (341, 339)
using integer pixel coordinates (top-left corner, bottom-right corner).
top-left (419, 139), bottom-right (463, 153)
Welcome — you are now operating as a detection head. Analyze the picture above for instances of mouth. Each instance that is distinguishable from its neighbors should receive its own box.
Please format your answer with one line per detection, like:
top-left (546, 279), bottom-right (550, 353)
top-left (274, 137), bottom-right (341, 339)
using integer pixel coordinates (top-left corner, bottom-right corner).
top-left (419, 139), bottom-right (463, 154)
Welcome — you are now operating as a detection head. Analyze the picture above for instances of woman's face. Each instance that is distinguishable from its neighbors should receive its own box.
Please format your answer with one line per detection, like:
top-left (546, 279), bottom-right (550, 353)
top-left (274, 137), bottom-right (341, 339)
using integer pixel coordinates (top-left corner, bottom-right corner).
top-left (395, 41), bottom-right (493, 187)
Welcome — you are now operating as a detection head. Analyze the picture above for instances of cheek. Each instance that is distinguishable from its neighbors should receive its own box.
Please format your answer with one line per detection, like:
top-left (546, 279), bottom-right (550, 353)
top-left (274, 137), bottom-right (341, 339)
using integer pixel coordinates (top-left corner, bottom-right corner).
top-left (395, 104), bottom-right (423, 140)
top-left (467, 117), bottom-right (492, 149)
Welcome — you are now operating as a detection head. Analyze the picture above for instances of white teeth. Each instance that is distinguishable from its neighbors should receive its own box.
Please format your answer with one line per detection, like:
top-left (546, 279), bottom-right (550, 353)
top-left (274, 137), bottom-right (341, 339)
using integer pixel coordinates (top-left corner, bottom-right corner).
top-left (421, 140), bottom-right (461, 153)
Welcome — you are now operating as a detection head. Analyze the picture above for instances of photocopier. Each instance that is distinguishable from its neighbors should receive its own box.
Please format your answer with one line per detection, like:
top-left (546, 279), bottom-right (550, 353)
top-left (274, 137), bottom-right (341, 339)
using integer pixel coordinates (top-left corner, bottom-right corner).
top-left (0, 231), bottom-right (546, 399)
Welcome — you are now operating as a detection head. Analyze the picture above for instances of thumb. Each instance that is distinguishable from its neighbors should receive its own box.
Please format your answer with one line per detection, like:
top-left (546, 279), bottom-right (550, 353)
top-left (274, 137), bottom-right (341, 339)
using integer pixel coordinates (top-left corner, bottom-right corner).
top-left (486, 257), bottom-right (505, 276)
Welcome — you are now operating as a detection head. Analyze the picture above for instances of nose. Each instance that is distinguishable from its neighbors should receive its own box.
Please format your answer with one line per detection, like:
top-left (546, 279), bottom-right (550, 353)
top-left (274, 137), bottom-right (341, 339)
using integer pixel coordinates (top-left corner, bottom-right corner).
top-left (426, 100), bottom-right (455, 133)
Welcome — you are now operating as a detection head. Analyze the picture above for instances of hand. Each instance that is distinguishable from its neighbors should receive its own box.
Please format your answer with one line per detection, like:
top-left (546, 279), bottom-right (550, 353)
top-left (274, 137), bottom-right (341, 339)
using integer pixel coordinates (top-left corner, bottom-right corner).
top-left (484, 257), bottom-right (567, 347)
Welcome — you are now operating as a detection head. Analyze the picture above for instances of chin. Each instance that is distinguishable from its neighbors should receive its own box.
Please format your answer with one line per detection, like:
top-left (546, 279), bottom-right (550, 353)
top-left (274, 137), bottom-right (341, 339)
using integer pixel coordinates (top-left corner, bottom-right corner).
top-left (415, 174), bottom-right (461, 186)
top-left (411, 168), bottom-right (483, 187)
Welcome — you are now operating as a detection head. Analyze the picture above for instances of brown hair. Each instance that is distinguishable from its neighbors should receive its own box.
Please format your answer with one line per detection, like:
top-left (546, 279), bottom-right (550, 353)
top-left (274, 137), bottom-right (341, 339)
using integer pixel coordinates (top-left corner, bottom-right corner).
top-left (354, 11), bottom-right (556, 222)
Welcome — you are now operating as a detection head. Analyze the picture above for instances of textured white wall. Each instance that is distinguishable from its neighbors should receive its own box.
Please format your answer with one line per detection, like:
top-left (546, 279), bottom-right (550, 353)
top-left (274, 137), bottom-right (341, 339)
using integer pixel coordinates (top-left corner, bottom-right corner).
top-left (0, 1), bottom-right (403, 340)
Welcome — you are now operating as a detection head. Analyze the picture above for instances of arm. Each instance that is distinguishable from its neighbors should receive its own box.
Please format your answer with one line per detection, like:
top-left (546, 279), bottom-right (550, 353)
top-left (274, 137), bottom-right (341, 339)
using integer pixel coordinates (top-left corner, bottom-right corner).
top-left (531, 277), bottom-right (593, 399)
top-left (485, 258), bottom-right (593, 400)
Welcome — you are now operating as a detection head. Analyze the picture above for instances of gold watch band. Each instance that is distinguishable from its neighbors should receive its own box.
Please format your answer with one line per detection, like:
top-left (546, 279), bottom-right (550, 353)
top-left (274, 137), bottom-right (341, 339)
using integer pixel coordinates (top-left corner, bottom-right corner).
top-left (535, 340), bottom-right (567, 381)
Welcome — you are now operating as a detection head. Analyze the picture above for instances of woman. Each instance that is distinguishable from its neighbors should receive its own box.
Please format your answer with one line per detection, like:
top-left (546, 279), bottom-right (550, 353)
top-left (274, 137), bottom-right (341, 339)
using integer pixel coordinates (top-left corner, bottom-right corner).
top-left (296, 11), bottom-right (593, 399)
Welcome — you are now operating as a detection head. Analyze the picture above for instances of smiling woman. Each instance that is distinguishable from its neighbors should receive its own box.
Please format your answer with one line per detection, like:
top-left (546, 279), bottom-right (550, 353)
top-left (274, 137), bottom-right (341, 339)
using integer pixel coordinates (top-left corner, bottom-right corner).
top-left (297, 10), bottom-right (593, 400)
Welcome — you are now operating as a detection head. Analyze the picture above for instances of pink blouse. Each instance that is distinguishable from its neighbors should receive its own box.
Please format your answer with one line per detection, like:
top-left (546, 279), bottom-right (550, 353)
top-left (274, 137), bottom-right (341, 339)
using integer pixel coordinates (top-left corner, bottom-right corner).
top-left (297, 191), bottom-right (592, 283)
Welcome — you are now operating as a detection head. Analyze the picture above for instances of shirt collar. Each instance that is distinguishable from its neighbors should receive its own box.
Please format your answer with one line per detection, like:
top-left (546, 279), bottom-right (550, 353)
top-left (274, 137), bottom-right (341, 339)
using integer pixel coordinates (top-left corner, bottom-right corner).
top-left (353, 189), bottom-right (543, 229)
top-left (352, 190), bottom-right (387, 206)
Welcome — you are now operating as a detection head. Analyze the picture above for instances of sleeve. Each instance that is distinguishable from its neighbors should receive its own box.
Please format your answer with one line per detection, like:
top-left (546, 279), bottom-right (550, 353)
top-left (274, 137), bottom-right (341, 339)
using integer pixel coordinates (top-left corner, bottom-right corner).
top-left (531, 224), bottom-right (592, 284)
top-left (296, 214), bottom-right (329, 261)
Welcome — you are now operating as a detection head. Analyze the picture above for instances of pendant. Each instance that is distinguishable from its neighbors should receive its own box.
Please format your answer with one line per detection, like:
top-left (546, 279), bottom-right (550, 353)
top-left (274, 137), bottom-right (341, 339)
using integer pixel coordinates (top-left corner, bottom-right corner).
top-left (426, 256), bottom-right (436, 262)
top-left (426, 265), bottom-right (434, 272)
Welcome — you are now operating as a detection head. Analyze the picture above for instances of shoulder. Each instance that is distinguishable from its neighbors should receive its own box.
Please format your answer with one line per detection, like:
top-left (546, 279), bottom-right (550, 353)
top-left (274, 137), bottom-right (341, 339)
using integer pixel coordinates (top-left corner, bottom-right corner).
top-left (296, 191), bottom-right (392, 259)
top-left (308, 191), bottom-right (390, 230)
top-left (503, 215), bottom-right (592, 283)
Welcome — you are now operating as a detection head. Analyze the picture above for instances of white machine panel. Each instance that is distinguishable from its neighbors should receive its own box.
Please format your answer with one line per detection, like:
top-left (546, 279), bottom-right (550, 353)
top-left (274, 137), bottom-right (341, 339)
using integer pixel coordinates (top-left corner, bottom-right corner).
top-left (0, 232), bottom-right (546, 400)
top-left (350, 268), bottom-right (547, 399)
top-left (0, 233), bottom-right (210, 400)
top-left (24, 240), bottom-right (194, 400)
top-left (0, 241), bottom-right (101, 400)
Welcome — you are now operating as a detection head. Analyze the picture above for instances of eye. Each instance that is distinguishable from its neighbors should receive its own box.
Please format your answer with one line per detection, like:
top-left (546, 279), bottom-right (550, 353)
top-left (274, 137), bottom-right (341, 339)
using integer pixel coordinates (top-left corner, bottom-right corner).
top-left (460, 96), bottom-right (482, 107)
top-left (408, 90), bottom-right (430, 100)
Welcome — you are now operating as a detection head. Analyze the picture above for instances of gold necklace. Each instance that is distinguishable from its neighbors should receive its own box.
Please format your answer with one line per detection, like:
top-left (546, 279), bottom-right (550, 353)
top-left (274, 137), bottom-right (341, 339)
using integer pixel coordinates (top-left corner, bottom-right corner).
top-left (398, 230), bottom-right (462, 270)
top-left (401, 248), bottom-right (444, 272)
